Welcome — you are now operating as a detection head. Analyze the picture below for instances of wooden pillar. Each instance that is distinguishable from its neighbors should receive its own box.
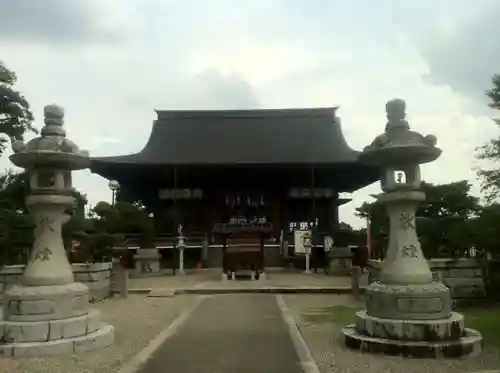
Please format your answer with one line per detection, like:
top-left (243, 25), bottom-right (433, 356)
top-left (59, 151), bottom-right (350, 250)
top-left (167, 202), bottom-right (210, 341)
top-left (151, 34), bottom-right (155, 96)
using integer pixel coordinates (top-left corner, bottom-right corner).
top-left (260, 234), bottom-right (265, 272)
top-left (222, 234), bottom-right (227, 273)
top-left (201, 233), bottom-right (209, 264)
top-left (310, 166), bottom-right (317, 272)
top-left (310, 166), bottom-right (317, 225)
top-left (172, 166), bottom-right (178, 275)
top-left (330, 194), bottom-right (340, 234)
top-left (269, 193), bottom-right (281, 236)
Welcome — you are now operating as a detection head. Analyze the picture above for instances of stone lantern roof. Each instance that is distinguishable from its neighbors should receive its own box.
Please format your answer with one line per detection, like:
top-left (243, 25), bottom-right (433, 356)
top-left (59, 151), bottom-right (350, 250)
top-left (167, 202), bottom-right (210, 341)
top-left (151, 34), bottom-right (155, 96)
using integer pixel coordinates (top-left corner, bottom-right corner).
top-left (359, 99), bottom-right (441, 167)
top-left (10, 104), bottom-right (90, 170)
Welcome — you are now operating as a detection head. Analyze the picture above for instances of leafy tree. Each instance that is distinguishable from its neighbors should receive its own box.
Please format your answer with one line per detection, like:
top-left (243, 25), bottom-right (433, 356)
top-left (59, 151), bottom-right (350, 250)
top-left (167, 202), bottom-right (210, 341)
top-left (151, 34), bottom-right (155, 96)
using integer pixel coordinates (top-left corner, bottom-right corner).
top-left (0, 170), bottom-right (32, 265)
top-left (468, 204), bottom-right (500, 255)
top-left (335, 222), bottom-right (366, 247)
top-left (477, 74), bottom-right (500, 202)
top-left (0, 62), bottom-right (37, 155)
top-left (356, 180), bottom-right (480, 258)
top-left (0, 169), bottom-right (88, 265)
top-left (88, 200), bottom-right (154, 253)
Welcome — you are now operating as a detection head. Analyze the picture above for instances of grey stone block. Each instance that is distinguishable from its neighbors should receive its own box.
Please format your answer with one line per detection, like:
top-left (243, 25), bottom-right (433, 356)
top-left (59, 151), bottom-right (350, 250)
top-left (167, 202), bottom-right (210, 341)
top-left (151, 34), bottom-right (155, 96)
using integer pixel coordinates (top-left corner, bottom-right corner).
top-left (4, 282), bottom-right (90, 322)
top-left (443, 268), bottom-right (482, 278)
top-left (0, 345), bottom-right (13, 358)
top-left (148, 288), bottom-right (176, 297)
top-left (0, 322), bottom-right (114, 357)
top-left (86, 310), bottom-right (101, 334)
top-left (342, 325), bottom-right (482, 358)
top-left (73, 324), bottom-right (114, 353)
top-left (356, 310), bottom-right (464, 341)
top-left (3, 320), bottom-right (49, 343)
top-left (85, 281), bottom-right (108, 291)
top-left (48, 315), bottom-right (87, 340)
top-left (11, 338), bottom-right (75, 357)
top-left (365, 281), bottom-right (452, 320)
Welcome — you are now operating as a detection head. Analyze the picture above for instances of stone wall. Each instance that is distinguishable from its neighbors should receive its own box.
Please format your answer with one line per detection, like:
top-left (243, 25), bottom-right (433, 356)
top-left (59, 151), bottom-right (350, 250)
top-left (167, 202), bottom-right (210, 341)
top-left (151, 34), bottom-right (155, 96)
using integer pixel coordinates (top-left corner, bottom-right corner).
top-left (0, 262), bottom-right (112, 303)
top-left (73, 263), bottom-right (113, 301)
top-left (367, 258), bottom-right (486, 299)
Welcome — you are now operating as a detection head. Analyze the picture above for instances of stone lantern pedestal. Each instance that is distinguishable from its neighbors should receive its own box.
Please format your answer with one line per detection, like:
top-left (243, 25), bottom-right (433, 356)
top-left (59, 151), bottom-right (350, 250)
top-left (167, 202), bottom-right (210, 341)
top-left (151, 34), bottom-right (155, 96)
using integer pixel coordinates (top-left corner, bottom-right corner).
top-left (341, 99), bottom-right (481, 358)
top-left (0, 105), bottom-right (114, 357)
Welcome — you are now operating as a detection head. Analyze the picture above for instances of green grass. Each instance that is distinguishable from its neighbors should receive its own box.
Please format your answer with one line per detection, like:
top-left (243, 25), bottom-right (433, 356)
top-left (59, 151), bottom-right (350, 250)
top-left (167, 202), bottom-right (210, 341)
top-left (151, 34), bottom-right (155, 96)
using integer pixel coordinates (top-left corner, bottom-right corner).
top-left (302, 303), bottom-right (500, 347)
top-left (462, 307), bottom-right (500, 346)
top-left (302, 305), bottom-right (361, 325)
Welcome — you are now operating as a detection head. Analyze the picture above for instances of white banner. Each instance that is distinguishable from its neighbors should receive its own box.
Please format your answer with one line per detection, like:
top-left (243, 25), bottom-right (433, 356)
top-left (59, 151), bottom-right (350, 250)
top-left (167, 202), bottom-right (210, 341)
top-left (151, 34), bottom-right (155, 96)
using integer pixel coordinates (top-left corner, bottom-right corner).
top-left (324, 236), bottom-right (334, 252)
top-left (294, 230), bottom-right (312, 254)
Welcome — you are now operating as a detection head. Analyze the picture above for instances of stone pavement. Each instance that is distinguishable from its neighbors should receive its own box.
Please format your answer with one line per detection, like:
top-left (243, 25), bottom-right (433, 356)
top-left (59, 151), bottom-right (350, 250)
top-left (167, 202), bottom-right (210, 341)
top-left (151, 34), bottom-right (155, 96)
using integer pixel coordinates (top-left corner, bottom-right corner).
top-left (136, 295), bottom-right (303, 373)
top-left (128, 269), bottom-right (368, 293)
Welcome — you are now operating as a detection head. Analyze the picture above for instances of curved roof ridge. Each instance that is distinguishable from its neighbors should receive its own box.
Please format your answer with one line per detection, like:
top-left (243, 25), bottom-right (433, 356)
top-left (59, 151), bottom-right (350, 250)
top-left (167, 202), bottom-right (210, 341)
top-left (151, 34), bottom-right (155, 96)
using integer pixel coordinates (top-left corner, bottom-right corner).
top-left (154, 107), bottom-right (338, 120)
top-left (91, 107), bottom-right (361, 165)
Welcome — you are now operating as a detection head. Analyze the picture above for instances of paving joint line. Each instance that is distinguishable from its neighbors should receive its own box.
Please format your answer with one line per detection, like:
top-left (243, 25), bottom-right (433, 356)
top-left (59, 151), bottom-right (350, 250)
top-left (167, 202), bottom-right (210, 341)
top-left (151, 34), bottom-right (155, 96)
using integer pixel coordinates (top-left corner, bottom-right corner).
top-left (276, 294), bottom-right (321, 373)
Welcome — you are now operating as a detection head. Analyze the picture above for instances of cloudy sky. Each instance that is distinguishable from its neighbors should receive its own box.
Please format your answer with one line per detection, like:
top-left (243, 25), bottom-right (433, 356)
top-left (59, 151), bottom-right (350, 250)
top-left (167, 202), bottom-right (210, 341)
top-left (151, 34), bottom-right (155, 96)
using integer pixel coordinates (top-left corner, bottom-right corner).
top-left (1, 0), bottom-right (499, 228)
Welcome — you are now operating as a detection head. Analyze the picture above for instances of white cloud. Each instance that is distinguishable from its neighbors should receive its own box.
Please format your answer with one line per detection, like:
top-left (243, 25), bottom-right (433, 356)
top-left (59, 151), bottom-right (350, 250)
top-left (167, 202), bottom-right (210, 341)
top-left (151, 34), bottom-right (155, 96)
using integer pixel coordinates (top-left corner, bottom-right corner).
top-left (0, 0), bottom-right (496, 229)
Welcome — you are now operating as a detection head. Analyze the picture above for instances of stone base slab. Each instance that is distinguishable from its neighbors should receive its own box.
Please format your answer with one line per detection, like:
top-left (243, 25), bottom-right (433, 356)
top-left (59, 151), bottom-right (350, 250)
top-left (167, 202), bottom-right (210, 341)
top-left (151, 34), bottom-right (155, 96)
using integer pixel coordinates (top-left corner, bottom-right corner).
top-left (341, 324), bottom-right (482, 358)
top-left (0, 323), bottom-right (114, 358)
top-left (355, 310), bottom-right (464, 341)
top-left (1, 309), bottom-right (101, 343)
top-left (3, 282), bottom-right (90, 322)
top-left (366, 281), bottom-right (451, 320)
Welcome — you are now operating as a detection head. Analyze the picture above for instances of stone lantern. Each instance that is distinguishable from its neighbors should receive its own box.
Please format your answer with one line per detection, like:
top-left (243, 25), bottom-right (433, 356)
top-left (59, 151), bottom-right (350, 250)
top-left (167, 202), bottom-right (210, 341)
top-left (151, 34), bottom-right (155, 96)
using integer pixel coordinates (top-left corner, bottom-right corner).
top-left (0, 105), bottom-right (114, 357)
top-left (341, 99), bottom-right (482, 357)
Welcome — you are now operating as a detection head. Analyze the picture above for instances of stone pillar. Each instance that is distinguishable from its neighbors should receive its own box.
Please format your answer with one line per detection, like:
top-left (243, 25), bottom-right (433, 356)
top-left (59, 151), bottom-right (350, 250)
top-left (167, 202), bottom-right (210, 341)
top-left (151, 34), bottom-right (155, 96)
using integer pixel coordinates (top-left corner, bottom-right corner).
top-left (329, 196), bottom-right (340, 233)
top-left (304, 233), bottom-right (312, 274)
top-left (0, 105), bottom-right (114, 357)
top-left (341, 98), bottom-right (481, 358)
top-left (178, 247), bottom-right (185, 275)
top-left (351, 266), bottom-right (361, 297)
top-left (117, 265), bottom-right (129, 298)
top-left (304, 252), bottom-right (311, 274)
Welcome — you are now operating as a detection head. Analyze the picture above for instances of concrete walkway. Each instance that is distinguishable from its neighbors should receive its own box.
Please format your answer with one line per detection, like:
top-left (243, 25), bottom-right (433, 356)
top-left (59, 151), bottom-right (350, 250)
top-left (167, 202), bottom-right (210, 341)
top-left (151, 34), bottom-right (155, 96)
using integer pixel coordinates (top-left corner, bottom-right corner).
top-left (136, 295), bottom-right (303, 373)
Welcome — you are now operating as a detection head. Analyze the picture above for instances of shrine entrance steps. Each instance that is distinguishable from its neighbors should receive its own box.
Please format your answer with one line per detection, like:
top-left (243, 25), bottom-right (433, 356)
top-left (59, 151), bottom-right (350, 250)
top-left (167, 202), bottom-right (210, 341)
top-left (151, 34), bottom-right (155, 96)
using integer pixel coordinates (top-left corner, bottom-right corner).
top-left (135, 295), bottom-right (303, 373)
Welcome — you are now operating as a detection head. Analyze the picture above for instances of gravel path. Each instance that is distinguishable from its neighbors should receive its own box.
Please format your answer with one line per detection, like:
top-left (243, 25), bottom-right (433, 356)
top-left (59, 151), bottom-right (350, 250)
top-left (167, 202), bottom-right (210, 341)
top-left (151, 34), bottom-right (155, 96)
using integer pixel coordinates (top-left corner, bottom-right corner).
top-left (0, 294), bottom-right (201, 373)
top-left (283, 294), bottom-right (500, 373)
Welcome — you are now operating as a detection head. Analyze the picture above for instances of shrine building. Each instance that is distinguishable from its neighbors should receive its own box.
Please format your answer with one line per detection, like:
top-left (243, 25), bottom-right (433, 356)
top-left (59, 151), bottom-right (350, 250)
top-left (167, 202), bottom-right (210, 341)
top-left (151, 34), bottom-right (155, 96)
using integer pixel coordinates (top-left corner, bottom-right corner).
top-left (90, 107), bottom-right (379, 275)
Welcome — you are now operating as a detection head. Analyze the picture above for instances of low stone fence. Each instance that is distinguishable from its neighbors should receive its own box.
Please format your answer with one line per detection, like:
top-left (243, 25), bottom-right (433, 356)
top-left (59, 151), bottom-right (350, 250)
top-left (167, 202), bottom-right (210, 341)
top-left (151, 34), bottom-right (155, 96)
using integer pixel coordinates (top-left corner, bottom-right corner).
top-left (367, 258), bottom-right (486, 299)
top-left (73, 262), bottom-right (113, 301)
top-left (0, 262), bottom-right (113, 302)
top-left (328, 246), bottom-right (353, 276)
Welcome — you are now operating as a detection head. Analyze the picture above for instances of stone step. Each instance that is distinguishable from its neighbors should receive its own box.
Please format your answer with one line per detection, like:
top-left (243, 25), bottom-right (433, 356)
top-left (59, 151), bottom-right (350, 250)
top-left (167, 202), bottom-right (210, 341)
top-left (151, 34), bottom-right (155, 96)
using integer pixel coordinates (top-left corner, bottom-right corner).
top-left (0, 323), bottom-right (114, 358)
top-left (355, 310), bottom-right (464, 341)
top-left (341, 324), bottom-right (482, 358)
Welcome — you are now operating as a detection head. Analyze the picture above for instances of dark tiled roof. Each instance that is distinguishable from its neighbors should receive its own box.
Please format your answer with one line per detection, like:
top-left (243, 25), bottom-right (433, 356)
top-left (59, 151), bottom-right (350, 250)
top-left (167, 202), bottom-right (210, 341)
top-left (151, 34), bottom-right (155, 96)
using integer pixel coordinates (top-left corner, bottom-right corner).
top-left (91, 107), bottom-right (359, 165)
